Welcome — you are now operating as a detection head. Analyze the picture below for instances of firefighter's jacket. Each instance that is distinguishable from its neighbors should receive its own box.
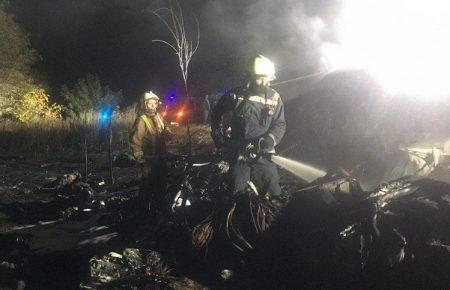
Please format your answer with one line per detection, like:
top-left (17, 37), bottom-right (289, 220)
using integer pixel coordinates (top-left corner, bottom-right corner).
top-left (130, 112), bottom-right (167, 163)
top-left (211, 83), bottom-right (286, 149)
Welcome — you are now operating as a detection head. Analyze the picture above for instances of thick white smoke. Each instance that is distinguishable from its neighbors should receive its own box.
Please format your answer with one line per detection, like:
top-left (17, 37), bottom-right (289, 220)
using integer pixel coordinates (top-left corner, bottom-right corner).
top-left (200, 0), bottom-right (335, 86)
top-left (322, 0), bottom-right (450, 98)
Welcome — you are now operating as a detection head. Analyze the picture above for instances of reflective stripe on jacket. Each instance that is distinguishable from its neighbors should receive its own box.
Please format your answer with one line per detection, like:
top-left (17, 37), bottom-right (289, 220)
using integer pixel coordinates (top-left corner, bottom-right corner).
top-left (211, 84), bottom-right (286, 146)
top-left (130, 113), bottom-right (166, 162)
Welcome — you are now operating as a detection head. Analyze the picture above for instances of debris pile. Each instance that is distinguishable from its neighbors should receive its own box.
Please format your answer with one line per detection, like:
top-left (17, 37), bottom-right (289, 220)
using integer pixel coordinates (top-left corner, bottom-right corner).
top-left (88, 248), bottom-right (170, 286)
top-left (1, 154), bottom-right (450, 289)
top-left (249, 177), bottom-right (450, 289)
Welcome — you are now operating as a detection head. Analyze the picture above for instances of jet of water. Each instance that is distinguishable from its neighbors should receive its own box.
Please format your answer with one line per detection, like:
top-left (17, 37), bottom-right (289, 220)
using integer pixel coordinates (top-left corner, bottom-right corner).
top-left (271, 155), bottom-right (326, 183)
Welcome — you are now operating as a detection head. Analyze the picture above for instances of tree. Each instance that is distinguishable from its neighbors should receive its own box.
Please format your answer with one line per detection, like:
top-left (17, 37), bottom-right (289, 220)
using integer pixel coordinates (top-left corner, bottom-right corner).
top-left (152, 0), bottom-right (199, 153)
top-left (0, 3), bottom-right (39, 119)
top-left (153, 1), bottom-right (200, 92)
top-left (61, 73), bottom-right (101, 117)
top-left (13, 88), bottom-right (62, 122)
top-left (152, 0), bottom-right (199, 93)
top-left (61, 73), bottom-right (122, 118)
top-left (100, 87), bottom-right (123, 110)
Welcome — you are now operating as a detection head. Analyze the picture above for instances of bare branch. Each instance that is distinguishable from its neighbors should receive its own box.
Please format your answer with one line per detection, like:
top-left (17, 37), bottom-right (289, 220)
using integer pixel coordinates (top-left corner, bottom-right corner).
top-left (152, 9), bottom-right (178, 44)
top-left (151, 0), bottom-right (200, 94)
top-left (152, 39), bottom-right (178, 53)
top-left (193, 17), bottom-right (200, 54)
top-left (148, 1), bottom-right (201, 154)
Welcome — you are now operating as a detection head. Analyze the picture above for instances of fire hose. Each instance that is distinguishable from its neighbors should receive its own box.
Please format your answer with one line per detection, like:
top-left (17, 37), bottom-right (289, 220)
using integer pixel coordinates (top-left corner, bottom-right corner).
top-left (233, 138), bottom-right (327, 183)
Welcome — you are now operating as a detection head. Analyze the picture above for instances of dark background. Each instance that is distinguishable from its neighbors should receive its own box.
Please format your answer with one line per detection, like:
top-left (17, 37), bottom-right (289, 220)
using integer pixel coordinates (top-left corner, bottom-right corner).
top-left (9, 0), bottom-right (341, 103)
top-left (8, 0), bottom-right (450, 187)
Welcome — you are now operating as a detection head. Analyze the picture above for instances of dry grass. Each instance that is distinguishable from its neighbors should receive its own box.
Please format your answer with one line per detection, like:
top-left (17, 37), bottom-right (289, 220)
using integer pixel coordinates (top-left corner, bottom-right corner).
top-left (0, 108), bottom-right (214, 159)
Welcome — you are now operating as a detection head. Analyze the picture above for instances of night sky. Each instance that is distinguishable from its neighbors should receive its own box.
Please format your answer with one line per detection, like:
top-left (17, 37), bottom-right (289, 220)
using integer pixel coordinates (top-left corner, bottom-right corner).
top-left (9, 0), bottom-right (341, 103)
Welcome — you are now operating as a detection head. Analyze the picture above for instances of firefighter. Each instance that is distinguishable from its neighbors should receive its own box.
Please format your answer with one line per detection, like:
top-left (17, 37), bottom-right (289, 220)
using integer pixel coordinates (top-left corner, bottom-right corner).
top-left (211, 55), bottom-right (286, 197)
top-left (130, 91), bottom-right (172, 211)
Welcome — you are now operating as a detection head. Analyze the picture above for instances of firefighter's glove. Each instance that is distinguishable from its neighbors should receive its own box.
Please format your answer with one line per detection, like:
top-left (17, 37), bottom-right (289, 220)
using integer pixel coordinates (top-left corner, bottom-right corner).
top-left (259, 135), bottom-right (275, 153)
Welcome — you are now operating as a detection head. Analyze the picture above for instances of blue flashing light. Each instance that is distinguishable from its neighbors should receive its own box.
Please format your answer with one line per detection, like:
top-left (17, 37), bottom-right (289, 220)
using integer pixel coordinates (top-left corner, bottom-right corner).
top-left (98, 106), bottom-right (113, 125)
top-left (100, 112), bottom-right (110, 120)
top-left (166, 91), bottom-right (177, 102)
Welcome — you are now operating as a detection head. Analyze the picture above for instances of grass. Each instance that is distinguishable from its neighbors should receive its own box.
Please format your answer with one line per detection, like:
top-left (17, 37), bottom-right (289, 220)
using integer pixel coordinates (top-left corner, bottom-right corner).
top-left (0, 108), bottom-right (214, 159)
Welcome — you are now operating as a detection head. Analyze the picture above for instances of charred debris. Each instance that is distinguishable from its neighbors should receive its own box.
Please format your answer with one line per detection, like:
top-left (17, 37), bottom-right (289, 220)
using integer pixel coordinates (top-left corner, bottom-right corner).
top-left (0, 153), bottom-right (449, 289)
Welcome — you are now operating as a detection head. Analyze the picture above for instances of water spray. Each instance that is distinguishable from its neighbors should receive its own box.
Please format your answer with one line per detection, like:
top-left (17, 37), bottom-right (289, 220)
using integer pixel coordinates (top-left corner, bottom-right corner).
top-left (271, 155), bottom-right (326, 183)
top-left (271, 70), bottom-right (330, 87)
top-left (240, 138), bottom-right (327, 183)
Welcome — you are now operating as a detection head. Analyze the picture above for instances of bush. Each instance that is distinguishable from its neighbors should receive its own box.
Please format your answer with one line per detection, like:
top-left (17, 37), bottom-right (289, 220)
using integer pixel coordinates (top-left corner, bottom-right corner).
top-left (13, 88), bottom-right (62, 122)
top-left (61, 73), bottom-right (123, 119)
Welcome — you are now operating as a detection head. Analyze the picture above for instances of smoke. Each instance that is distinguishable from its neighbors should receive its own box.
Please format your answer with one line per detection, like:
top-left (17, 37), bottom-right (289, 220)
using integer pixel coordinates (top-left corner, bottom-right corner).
top-left (323, 0), bottom-right (450, 97)
top-left (200, 0), bottom-right (339, 88)
top-left (10, 0), bottom-right (343, 100)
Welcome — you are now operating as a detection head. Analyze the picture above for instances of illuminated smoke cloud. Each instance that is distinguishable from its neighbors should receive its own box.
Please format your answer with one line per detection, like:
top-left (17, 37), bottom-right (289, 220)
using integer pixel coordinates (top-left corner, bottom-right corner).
top-left (200, 0), bottom-right (337, 85)
top-left (322, 0), bottom-right (450, 98)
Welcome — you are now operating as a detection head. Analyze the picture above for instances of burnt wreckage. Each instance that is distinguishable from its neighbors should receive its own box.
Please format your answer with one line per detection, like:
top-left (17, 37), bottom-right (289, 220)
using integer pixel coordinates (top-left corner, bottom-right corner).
top-left (0, 153), bottom-right (449, 289)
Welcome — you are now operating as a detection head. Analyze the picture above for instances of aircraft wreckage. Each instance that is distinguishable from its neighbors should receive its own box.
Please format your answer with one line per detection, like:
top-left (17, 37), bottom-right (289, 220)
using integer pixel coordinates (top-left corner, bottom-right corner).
top-left (0, 150), bottom-right (449, 289)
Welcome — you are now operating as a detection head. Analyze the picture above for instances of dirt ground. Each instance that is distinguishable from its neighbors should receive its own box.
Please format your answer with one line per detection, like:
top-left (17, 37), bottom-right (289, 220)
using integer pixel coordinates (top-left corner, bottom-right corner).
top-left (2, 122), bottom-right (449, 289)
top-left (0, 124), bottom-right (214, 230)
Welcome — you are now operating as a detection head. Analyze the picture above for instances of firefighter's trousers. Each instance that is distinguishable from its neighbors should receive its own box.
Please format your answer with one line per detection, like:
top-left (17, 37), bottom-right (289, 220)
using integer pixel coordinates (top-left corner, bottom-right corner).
top-left (139, 157), bottom-right (167, 211)
top-left (230, 156), bottom-right (281, 196)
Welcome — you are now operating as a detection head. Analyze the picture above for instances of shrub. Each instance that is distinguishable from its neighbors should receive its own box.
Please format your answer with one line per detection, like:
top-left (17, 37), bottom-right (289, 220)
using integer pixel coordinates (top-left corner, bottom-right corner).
top-left (13, 88), bottom-right (62, 122)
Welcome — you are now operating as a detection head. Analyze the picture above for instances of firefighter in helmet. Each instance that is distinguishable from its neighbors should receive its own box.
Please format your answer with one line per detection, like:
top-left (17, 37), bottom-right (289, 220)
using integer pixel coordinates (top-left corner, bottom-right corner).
top-left (211, 55), bottom-right (286, 197)
top-left (130, 90), bottom-right (172, 211)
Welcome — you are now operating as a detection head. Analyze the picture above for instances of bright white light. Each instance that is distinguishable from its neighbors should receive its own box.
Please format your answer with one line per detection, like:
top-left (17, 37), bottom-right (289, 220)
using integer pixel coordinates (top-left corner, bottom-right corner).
top-left (321, 0), bottom-right (450, 98)
top-left (271, 155), bottom-right (326, 183)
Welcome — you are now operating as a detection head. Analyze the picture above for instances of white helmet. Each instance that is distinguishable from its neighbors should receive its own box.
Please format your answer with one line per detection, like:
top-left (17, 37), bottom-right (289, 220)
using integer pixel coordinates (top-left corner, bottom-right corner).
top-left (253, 55), bottom-right (276, 81)
top-left (143, 91), bottom-right (159, 101)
